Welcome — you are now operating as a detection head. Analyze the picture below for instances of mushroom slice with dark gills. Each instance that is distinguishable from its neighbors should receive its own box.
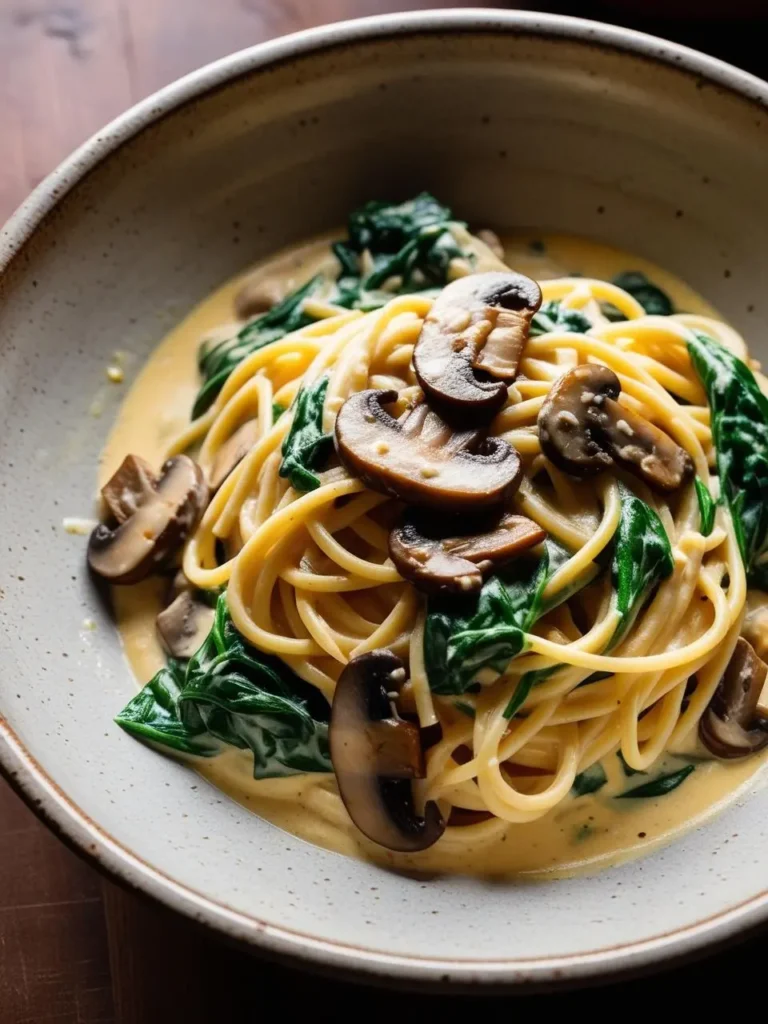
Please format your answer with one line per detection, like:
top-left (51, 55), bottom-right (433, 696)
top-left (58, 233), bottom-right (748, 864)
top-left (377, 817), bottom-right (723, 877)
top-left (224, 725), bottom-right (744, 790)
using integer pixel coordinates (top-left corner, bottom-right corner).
top-left (156, 589), bottom-right (216, 659)
top-left (334, 390), bottom-right (522, 512)
top-left (413, 271), bottom-right (542, 421)
top-left (100, 454), bottom-right (158, 523)
top-left (700, 637), bottom-right (768, 759)
top-left (389, 510), bottom-right (545, 595)
top-left (537, 364), bottom-right (694, 493)
top-left (330, 650), bottom-right (445, 852)
top-left (88, 455), bottom-right (209, 585)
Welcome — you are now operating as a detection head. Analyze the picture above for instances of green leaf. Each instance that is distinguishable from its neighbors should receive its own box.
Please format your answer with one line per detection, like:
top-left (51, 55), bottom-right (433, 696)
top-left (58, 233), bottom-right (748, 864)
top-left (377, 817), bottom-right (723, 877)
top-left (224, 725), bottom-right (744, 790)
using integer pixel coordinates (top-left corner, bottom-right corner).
top-left (193, 276), bottom-right (322, 418)
top-left (616, 764), bottom-right (694, 798)
top-left (279, 375), bottom-right (334, 492)
top-left (617, 750), bottom-right (645, 776)
top-left (687, 331), bottom-right (768, 585)
top-left (117, 595), bottom-right (332, 779)
top-left (612, 271), bottom-right (674, 316)
top-left (503, 664), bottom-right (560, 719)
top-left (694, 477), bottom-right (716, 537)
top-left (530, 300), bottom-right (593, 337)
top-left (115, 660), bottom-right (222, 758)
top-left (424, 538), bottom-right (577, 696)
top-left (272, 402), bottom-right (286, 423)
top-left (610, 484), bottom-right (674, 645)
top-left (572, 762), bottom-right (607, 796)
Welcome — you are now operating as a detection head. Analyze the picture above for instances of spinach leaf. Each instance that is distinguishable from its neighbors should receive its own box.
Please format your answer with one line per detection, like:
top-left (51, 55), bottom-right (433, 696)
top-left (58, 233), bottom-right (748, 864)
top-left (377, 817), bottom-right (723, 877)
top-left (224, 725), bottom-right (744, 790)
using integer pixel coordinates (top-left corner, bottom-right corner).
top-left (272, 401), bottom-right (287, 423)
top-left (687, 331), bottom-right (768, 586)
top-left (424, 539), bottom-right (573, 696)
top-left (530, 300), bottom-right (593, 337)
top-left (616, 764), bottom-right (694, 798)
top-left (694, 478), bottom-right (716, 537)
top-left (279, 375), bottom-right (333, 492)
top-left (572, 762), bottom-right (607, 796)
top-left (115, 660), bottom-right (222, 758)
top-left (611, 484), bottom-right (674, 645)
top-left (331, 193), bottom-right (469, 310)
top-left (116, 595), bottom-right (332, 779)
top-left (503, 664), bottom-right (560, 719)
top-left (612, 271), bottom-right (674, 316)
top-left (193, 276), bottom-right (321, 418)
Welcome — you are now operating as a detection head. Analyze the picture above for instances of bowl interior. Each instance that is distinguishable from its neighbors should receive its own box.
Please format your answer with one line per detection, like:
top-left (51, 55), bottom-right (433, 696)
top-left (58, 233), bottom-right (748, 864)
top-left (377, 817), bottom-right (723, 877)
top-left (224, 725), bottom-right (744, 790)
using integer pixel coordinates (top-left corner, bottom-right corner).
top-left (2, 17), bottom-right (768, 984)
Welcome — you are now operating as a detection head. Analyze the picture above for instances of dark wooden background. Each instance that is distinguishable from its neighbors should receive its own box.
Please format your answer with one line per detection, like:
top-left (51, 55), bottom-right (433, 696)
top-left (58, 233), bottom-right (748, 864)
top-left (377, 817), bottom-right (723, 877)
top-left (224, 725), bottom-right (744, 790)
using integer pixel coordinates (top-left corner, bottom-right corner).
top-left (2, 2), bottom-right (768, 1020)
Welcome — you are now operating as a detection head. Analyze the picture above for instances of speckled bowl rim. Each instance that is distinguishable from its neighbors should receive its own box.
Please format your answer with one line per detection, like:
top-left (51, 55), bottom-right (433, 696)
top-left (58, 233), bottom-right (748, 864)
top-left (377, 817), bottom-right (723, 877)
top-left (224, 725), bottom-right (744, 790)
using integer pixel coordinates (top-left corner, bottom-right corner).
top-left (3, 8), bottom-right (768, 991)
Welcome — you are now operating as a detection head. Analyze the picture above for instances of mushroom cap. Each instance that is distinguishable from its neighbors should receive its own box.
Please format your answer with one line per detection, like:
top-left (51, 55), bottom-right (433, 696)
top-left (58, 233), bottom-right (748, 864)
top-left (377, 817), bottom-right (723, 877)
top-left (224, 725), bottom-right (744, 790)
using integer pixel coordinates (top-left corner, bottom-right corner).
top-left (88, 455), bottom-right (209, 585)
top-left (329, 650), bottom-right (445, 853)
top-left (413, 271), bottom-right (542, 421)
top-left (156, 589), bottom-right (216, 660)
top-left (538, 363), bottom-right (694, 492)
top-left (700, 637), bottom-right (768, 758)
top-left (334, 390), bottom-right (522, 512)
top-left (538, 364), bottom-right (619, 476)
top-left (389, 511), bottom-right (546, 595)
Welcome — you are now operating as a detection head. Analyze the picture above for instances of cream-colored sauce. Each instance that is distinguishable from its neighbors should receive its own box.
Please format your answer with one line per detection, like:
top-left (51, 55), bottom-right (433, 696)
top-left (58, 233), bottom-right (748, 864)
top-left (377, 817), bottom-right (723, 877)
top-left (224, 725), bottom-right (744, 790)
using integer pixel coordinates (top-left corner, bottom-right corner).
top-left (104, 230), bottom-right (767, 879)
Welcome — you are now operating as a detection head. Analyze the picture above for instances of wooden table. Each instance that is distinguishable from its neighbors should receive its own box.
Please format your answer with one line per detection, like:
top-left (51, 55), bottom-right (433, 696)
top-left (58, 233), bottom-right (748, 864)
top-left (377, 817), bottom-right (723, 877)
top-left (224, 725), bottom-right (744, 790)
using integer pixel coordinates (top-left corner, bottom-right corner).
top-left (2, 3), bottom-right (767, 1020)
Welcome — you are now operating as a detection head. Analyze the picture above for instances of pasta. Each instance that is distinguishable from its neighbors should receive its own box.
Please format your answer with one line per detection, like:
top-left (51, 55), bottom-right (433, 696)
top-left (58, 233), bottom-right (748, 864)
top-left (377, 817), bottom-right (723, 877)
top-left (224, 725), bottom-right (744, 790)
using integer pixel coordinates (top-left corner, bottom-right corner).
top-left (94, 197), bottom-right (768, 875)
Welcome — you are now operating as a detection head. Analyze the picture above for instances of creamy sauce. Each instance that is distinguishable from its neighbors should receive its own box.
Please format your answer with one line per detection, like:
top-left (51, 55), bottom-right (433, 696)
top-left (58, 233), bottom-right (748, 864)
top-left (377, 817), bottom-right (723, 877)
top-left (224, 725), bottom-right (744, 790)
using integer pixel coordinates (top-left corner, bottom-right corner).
top-left (104, 231), bottom-right (767, 879)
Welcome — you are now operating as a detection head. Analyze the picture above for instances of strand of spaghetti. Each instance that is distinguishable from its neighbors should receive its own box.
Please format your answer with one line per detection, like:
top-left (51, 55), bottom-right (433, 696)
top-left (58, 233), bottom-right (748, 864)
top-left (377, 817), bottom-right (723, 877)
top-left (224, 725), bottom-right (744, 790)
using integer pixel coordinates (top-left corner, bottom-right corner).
top-left (543, 477), bottom-right (620, 601)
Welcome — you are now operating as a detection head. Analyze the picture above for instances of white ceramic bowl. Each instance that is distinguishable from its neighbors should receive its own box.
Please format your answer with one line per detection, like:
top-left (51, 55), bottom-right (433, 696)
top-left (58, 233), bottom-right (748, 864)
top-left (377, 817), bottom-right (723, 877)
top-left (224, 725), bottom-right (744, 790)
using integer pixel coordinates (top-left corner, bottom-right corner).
top-left (3, 9), bottom-right (768, 990)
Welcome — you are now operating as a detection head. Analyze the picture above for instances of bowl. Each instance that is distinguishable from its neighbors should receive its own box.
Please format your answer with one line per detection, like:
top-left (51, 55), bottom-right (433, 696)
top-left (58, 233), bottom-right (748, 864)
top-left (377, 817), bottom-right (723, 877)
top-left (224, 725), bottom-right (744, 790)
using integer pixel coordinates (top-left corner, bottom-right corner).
top-left (3, 9), bottom-right (768, 990)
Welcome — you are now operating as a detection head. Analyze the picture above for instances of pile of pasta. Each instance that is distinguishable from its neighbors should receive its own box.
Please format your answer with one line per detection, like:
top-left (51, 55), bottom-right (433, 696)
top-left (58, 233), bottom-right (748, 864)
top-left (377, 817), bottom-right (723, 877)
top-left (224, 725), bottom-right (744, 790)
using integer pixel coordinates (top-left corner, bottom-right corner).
top-left (165, 274), bottom-right (747, 846)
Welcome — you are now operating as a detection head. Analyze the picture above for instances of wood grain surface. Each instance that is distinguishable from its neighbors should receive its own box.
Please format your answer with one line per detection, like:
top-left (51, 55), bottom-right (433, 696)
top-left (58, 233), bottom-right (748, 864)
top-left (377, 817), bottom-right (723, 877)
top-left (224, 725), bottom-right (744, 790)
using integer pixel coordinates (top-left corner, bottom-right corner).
top-left (2, 2), bottom-right (768, 1021)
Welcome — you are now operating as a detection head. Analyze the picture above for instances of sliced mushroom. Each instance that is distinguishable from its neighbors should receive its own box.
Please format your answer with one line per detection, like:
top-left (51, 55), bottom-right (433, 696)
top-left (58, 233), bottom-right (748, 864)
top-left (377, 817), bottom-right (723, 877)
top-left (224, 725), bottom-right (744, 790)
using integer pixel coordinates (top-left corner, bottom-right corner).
top-left (389, 511), bottom-right (545, 594)
top-left (88, 455), bottom-right (208, 585)
top-left (413, 271), bottom-right (542, 421)
top-left (329, 650), bottom-right (445, 852)
top-left (699, 637), bottom-right (768, 758)
top-left (742, 590), bottom-right (768, 662)
top-left (334, 390), bottom-right (522, 512)
top-left (156, 590), bottom-right (215, 659)
top-left (234, 276), bottom-right (285, 321)
top-left (101, 454), bottom-right (157, 524)
top-left (476, 228), bottom-right (506, 262)
top-left (209, 420), bottom-right (259, 491)
top-left (538, 364), bottom-right (694, 492)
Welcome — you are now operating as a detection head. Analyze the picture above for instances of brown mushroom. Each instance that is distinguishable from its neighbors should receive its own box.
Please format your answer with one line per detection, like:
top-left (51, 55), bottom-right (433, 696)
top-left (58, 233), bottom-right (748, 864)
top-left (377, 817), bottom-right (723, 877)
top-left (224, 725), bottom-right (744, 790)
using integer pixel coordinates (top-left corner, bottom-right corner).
top-left (156, 589), bottom-right (215, 659)
top-left (329, 650), bottom-right (445, 852)
top-left (389, 511), bottom-right (546, 595)
top-left (88, 455), bottom-right (208, 585)
top-left (334, 390), bottom-right (522, 512)
top-left (538, 364), bottom-right (694, 492)
top-left (101, 454), bottom-right (157, 523)
top-left (413, 271), bottom-right (542, 421)
top-left (234, 276), bottom-right (285, 321)
top-left (741, 591), bottom-right (768, 662)
top-left (209, 420), bottom-right (259, 491)
top-left (699, 637), bottom-right (768, 758)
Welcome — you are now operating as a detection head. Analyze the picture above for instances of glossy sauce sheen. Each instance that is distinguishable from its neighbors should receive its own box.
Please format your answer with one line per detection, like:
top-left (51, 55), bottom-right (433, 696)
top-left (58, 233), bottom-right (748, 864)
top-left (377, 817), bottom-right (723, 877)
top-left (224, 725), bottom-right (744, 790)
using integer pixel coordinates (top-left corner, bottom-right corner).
top-left (104, 233), bottom-right (767, 878)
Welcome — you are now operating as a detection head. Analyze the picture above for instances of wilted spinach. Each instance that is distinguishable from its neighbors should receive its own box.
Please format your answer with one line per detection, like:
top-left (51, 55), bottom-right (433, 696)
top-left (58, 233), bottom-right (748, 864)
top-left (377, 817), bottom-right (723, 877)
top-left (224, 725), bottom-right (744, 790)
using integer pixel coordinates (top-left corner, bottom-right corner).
top-left (193, 194), bottom-right (473, 416)
top-left (279, 375), bottom-right (334, 492)
top-left (572, 762), bottom-right (608, 797)
top-left (687, 331), bottom-right (768, 588)
top-left (611, 484), bottom-right (674, 645)
top-left (612, 271), bottom-right (674, 316)
top-left (616, 764), bottom-right (694, 798)
top-left (530, 299), bottom-right (593, 337)
top-left (424, 539), bottom-right (574, 696)
top-left (694, 478), bottom-right (716, 538)
top-left (193, 276), bottom-right (321, 418)
top-left (116, 594), bottom-right (332, 778)
top-left (331, 193), bottom-right (468, 309)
